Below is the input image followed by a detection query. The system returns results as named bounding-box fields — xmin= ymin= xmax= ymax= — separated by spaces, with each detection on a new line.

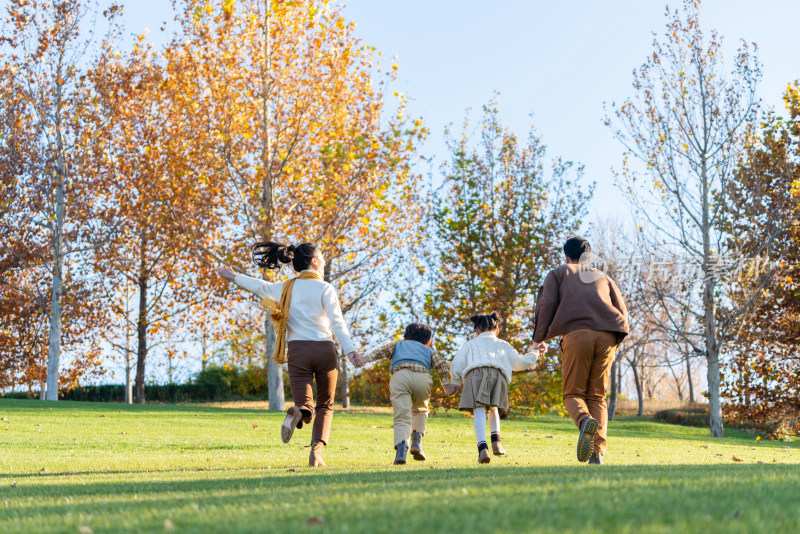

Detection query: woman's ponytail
xmin=252 ymin=241 xmax=319 ymax=272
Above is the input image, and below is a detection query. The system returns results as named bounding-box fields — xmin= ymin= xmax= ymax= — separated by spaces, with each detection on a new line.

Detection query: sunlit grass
xmin=1 ymin=399 xmax=798 ymax=533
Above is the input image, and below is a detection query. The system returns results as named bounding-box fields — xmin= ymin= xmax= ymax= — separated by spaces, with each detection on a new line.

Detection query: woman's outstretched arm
xmin=216 ymin=267 xmax=281 ymax=301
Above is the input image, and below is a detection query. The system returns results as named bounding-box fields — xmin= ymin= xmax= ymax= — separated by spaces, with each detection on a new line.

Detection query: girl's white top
xmin=233 ymin=271 xmax=356 ymax=355
xmin=449 ymin=332 xmax=538 ymax=385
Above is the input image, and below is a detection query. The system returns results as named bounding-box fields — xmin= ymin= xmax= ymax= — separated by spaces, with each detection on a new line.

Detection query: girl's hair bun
xmin=470 ymin=312 xmax=500 ymax=333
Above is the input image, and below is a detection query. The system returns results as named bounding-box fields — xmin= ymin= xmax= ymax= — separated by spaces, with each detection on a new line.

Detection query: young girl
xmin=447 ymin=312 xmax=544 ymax=464
xmin=217 ymin=241 xmax=359 ymax=467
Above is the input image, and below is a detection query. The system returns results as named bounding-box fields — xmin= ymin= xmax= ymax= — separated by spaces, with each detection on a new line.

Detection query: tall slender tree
xmin=0 ymin=0 xmax=120 ymax=399
xmin=606 ymin=0 xmax=767 ymax=436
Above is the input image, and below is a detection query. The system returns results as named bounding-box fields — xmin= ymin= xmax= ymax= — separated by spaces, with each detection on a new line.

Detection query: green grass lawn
xmin=1 ymin=399 xmax=799 ymax=533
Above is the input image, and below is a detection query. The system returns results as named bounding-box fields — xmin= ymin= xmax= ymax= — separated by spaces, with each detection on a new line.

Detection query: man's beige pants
xmin=561 ymin=329 xmax=617 ymax=455
xmin=389 ymin=369 xmax=432 ymax=447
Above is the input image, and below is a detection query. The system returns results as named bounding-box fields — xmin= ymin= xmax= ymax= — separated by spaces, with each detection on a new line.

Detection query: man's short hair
xmin=564 ymin=236 xmax=591 ymax=261
xmin=404 ymin=322 xmax=433 ymax=345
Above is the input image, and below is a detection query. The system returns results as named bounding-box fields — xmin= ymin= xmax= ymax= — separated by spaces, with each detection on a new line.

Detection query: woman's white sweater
xmin=449 ymin=332 xmax=538 ymax=385
xmin=233 ymin=271 xmax=356 ymax=355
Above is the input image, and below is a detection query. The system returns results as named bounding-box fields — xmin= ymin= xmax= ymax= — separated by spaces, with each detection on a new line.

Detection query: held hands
xmin=347 ymin=351 xmax=367 ymax=367
xmin=528 ymin=342 xmax=547 ymax=358
xmin=216 ymin=266 xmax=237 ymax=280
xmin=442 ymin=383 xmax=459 ymax=396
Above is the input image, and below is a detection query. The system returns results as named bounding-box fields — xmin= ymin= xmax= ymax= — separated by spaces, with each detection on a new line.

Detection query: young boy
xmin=354 ymin=323 xmax=456 ymax=465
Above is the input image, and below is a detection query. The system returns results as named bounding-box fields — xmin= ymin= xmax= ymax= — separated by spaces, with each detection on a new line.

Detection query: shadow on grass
xmin=2 ymin=464 xmax=799 ymax=533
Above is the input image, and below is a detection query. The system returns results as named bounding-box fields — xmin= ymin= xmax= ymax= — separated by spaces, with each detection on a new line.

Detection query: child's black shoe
xmin=394 ymin=441 xmax=408 ymax=465
xmin=410 ymin=431 xmax=426 ymax=461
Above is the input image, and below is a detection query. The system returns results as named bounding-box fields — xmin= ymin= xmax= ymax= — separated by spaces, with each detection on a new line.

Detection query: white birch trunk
xmin=265 ymin=319 xmax=284 ymax=410
xmin=45 ymin=91 xmax=67 ymax=402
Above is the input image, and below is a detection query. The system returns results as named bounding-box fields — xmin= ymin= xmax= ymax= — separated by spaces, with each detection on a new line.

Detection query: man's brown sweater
xmin=533 ymin=263 xmax=629 ymax=344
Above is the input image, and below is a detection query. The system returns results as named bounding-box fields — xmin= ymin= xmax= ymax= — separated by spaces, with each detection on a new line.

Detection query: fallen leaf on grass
xmin=544 ymin=436 xmax=554 ymax=439
xmin=164 ymin=519 xmax=174 ymax=530
xmin=305 ymin=517 xmax=325 ymax=525
xmin=732 ymin=456 xmax=743 ymax=462
xmin=252 ymin=424 xmax=259 ymax=430
xmin=700 ymin=445 xmax=709 ymax=449
xmin=39 ymin=467 xmax=47 ymax=473
xmin=287 ymin=468 xmax=295 ymax=472
xmin=78 ymin=527 xmax=93 ymax=534
xmin=10 ymin=482 xmax=17 ymax=488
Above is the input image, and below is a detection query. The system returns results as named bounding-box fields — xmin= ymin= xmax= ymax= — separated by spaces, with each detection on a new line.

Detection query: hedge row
xmin=2 ymin=364 xmax=291 ymax=403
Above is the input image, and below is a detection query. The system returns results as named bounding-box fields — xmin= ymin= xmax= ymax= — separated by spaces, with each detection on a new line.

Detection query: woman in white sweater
xmin=217 ymin=242 xmax=359 ymax=467
xmin=447 ymin=312 xmax=544 ymax=464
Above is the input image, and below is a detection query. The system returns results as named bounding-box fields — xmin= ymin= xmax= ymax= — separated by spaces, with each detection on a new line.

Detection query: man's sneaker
xmin=588 ymin=452 xmax=604 ymax=465
xmin=577 ymin=417 xmax=598 ymax=462
xmin=394 ymin=441 xmax=408 ymax=465
xmin=410 ymin=431 xmax=426 ymax=461
xmin=281 ymin=406 xmax=303 ymax=443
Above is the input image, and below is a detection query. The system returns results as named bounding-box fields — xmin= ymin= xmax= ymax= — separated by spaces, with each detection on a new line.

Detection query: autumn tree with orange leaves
xmin=83 ymin=34 xmax=230 ymax=403
xmin=169 ymin=0 xmax=426 ymax=409
xmin=722 ymin=83 xmax=800 ymax=434
xmin=0 ymin=0 xmax=120 ymax=398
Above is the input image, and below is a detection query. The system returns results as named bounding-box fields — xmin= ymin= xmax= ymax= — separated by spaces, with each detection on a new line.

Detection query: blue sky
xmin=119 ymin=0 xmax=800 ymax=225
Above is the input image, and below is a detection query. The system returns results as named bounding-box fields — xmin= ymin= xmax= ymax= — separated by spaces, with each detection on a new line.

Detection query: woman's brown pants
xmin=287 ymin=340 xmax=338 ymax=446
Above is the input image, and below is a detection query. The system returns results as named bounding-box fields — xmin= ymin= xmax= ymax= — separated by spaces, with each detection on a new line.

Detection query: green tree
xmin=427 ymin=99 xmax=592 ymax=355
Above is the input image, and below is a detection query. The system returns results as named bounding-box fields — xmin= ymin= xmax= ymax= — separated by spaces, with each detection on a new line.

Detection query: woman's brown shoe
xmin=281 ymin=406 xmax=303 ymax=444
xmin=309 ymin=442 xmax=326 ymax=467
xmin=478 ymin=448 xmax=491 ymax=464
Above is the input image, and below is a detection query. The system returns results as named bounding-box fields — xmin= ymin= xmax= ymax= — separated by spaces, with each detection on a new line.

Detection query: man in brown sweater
xmin=533 ymin=237 xmax=629 ymax=464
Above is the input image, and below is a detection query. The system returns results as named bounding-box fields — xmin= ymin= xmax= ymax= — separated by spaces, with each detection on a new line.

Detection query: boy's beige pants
xmin=389 ymin=369 xmax=432 ymax=447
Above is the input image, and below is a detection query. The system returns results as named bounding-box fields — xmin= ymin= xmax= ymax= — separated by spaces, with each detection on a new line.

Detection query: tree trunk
xmin=706 ymin=349 xmax=724 ymax=437
xmin=134 ymin=276 xmax=148 ymax=404
xmin=686 ymin=352 xmax=695 ymax=403
xmin=631 ymin=359 xmax=644 ymax=417
xmin=259 ymin=2 xmax=284 ymax=412
xmin=45 ymin=156 xmax=66 ymax=401
xmin=340 ymin=352 xmax=350 ymax=409
xmin=265 ymin=319 xmax=284 ymax=410
xmin=608 ymin=357 xmax=618 ymax=421
xmin=700 ymin=149 xmax=724 ymax=437
xmin=124 ymin=285 xmax=133 ymax=404
xmin=124 ymin=352 xmax=133 ymax=404
xmin=201 ymin=334 xmax=208 ymax=371
xmin=44 ymin=40 xmax=70 ymax=402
